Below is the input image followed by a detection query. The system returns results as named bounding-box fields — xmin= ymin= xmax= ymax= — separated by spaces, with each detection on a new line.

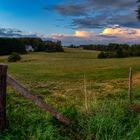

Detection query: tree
xmin=98 ymin=52 xmax=107 ymax=59
xmin=116 ymin=48 xmax=124 ymax=58
xmin=43 ymin=40 xmax=64 ymax=52
xmin=137 ymin=0 xmax=140 ymax=20
xmin=55 ymin=40 xmax=64 ymax=52
xmin=8 ymin=52 xmax=21 ymax=62
xmin=0 ymin=38 xmax=27 ymax=55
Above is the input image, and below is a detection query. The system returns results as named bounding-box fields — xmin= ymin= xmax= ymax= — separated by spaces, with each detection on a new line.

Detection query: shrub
xmin=98 ymin=52 xmax=107 ymax=59
xmin=116 ymin=48 xmax=125 ymax=58
xmin=8 ymin=52 xmax=21 ymax=62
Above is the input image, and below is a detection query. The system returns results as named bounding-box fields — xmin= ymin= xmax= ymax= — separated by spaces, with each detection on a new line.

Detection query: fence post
xmin=128 ymin=67 xmax=133 ymax=104
xmin=0 ymin=64 xmax=8 ymax=131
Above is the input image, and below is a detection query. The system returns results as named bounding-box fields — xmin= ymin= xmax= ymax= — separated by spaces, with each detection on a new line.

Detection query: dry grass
xmin=0 ymin=48 xmax=140 ymax=139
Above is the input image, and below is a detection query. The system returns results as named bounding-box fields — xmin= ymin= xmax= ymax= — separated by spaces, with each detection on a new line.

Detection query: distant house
xmin=25 ymin=45 xmax=34 ymax=52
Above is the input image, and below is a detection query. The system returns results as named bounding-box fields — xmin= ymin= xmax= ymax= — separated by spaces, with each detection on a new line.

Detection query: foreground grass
xmin=0 ymin=48 xmax=140 ymax=139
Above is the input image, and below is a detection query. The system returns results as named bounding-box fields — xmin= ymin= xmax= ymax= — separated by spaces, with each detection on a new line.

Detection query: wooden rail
xmin=128 ymin=67 xmax=133 ymax=104
xmin=0 ymin=65 xmax=7 ymax=131
xmin=0 ymin=64 xmax=70 ymax=131
xmin=7 ymin=75 xmax=70 ymax=125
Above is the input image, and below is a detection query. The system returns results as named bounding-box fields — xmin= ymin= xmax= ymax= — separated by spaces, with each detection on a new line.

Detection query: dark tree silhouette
xmin=0 ymin=38 xmax=64 ymax=55
xmin=137 ymin=0 xmax=140 ymax=20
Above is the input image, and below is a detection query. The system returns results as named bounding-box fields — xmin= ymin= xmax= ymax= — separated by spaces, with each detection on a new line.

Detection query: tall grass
xmin=0 ymin=48 xmax=140 ymax=139
xmin=83 ymin=74 xmax=89 ymax=113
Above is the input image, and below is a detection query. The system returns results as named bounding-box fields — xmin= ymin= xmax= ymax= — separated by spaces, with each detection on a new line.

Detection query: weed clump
xmin=8 ymin=52 xmax=21 ymax=62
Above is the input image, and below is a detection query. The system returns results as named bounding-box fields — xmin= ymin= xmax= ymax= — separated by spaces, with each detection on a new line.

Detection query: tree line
xmin=0 ymin=38 xmax=64 ymax=55
xmin=79 ymin=43 xmax=140 ymax=58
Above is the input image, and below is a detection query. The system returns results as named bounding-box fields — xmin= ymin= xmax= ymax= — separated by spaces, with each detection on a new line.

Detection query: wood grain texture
xmin=0 ymin=65 xmax=7 ymax=131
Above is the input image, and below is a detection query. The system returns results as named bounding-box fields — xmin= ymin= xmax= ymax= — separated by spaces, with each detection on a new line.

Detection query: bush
xmin=8 ymin=53 xmax=21 ymax=62
xmin=98 ymin=52 xmax=107 ymax=59
xmin=116 ymin=48 xmax=125 ymax=58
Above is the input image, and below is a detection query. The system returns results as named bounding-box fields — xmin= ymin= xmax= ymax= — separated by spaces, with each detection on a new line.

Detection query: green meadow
xmin=0 ymin=48 xmax=140 ymax=140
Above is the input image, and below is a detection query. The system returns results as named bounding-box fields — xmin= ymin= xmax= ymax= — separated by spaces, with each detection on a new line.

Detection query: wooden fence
xmin=0 ymin=65 xmax=7 ymax=131
xmin=0 ymin=65 xmax=70 ymax=131
xmin=0 ymin=64 xmax=139 ymax=131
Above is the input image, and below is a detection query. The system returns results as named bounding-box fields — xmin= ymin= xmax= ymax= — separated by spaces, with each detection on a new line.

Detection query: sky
xmin=0 ymin=0 xmax=140 ymax=45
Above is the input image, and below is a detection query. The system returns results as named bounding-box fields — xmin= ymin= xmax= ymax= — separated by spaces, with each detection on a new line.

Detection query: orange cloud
xmin=102 ymin=27 xmax=140 ymax=37
xmin=74 ymin=31 xmax=96 ymax=38
xmin=49 ymin=26 xmax=140 ymax=45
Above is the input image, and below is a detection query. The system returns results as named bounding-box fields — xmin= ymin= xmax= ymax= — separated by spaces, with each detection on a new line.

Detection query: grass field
xmin=0 ymin=48 xmax=140 ymax=140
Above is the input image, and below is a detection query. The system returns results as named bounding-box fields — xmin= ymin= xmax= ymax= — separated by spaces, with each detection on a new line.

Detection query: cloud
xmin=72 ymin=15 xmax=108 ymax=29
xmin=0 ymin=27 xmax=49 ymax=39
xmin=50 ymin=26 xmax=140 ymax=45
xmin=49 ymin=33 xmax=91 ymax=45
xmin=1 ymin=26 xmax=140 ymax=45
xmin=53 ymin=4 xmax=87 ymax=16
xmin=102 ymin=26 xmax=140 ymax=37
xmin=100 ymin=26 xmax=140 ymax=44
xmin=51 ymin=0 xmax=139 ymax=29
xmin=74 ymin=31 xmax=96 ymax=38
xmin=86 ymin=0 xmax=136 ymax=8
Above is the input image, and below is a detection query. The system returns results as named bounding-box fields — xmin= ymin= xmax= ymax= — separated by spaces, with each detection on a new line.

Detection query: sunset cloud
xmin=74 ymin=31 xmax=96 ymax=38
xmin=50 ymin=26 xmax=140 ymax=45
xmin=102 ymin=26 xmax=140 ymax=37
xmin=1 ymin=26 xmax=140 ymax=45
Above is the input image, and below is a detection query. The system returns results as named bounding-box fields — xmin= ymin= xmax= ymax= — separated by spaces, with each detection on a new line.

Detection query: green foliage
xmin=129 ymin=44 xmax=140 ymax=56
xmin=0 ymin=38 xmax=64 ymax=55
xmin=1 ymin=92 xmax=139 ymax=140
xmin=82 ymin=43 xmax=140 ymax=58
xmin=44 ymin=40 xmax=64 ymax=52
xmin=62 ymin=106 xmax=78 ymax=120
xmin=97 ymin=51 xmax=107 ymax=59
xmin=78 ymin=102 xmax=140 ymax=140
xmin=19 ymin=38 xmax=43 ymax=51
xmin=82 ymin=43 xmax=129 ymax=52
xmin=137 ymin=0 xmax=140 ymax=20
xmin=98 ymin=48 xmax=127 ymax=59
xmin=116 ymin=48 xmax=124 ymax=58
xmin=8 ymin=52 xmax=21 ymax=62
xmin=0 ymin=49 xmax=140 ymax=139
xmin=0 ymin=38 xmax=27 ymax=55
xmin=96 ymin=44 xmax=140 ymax=59
xmin=69 ymin=44 xmax=77 ymax=48
xmin=18 ymin=38 xmax=64 ymax=52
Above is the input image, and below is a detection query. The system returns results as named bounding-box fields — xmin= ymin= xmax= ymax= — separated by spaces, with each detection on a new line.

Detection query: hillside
xmin=0 ymin=48 xmax=140 ymax=140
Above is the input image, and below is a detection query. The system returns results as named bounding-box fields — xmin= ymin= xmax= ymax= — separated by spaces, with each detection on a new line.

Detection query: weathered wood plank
xmin=0 ymin=65 xmax=7 ymax=131
xmin=128 ymin=67 xmax=133 ymax=104
xmin=7 ymin=75 xmax=70 ymax=125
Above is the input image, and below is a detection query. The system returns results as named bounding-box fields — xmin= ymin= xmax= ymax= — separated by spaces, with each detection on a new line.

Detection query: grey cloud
xmin=51 ymin=0 xmax=139 ymax=29
xmin=72 ymin=15 xmax=108 ymax=29
xmin=53 ymin=0 xmax=137 ymax=16
xmin=0 ymin=28 xmax=44 ymax=38
xmin=87 ymin=0 xmax=136 ymax=8
xmin=97 ymin=34 xmax=119 ymax=39
xmin=71 ymin=10 xmax=140 ymax=29
xmin=54 ymin=4 xmax=88 ymax=16
xmin=0 ymin=28 xmax=22 ymax=37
